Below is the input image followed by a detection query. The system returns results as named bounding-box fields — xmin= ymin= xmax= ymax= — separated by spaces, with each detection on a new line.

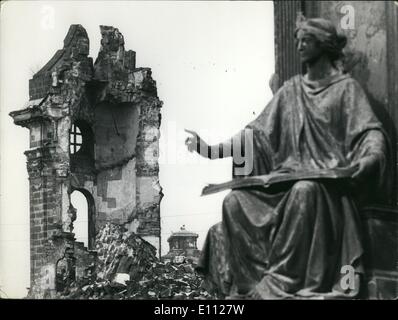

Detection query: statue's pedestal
xmin=362 ymin=206 xmax=398 ymax=299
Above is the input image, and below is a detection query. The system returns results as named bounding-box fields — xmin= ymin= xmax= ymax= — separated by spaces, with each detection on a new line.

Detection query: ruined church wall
xmin=95 ymin=160 xmax=137 ymax=226
xmin=94 ymin=102 xmax=140 ymax=166
xmin=10 ymin=24 xmax=163 ymax=295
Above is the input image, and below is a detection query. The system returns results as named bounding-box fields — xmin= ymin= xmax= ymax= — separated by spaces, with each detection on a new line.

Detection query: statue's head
xmin=294 ymin=15 xmax=347 ymax=65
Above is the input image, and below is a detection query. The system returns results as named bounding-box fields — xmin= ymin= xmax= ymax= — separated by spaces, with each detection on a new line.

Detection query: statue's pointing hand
xmin=184 ymin=129 xmax=200 ymax=153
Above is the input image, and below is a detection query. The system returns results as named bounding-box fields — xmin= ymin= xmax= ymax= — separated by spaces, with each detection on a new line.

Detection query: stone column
xmin=273 ymin=0 xmax=304 ymax=88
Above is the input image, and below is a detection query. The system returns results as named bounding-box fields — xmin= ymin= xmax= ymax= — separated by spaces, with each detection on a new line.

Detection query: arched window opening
xmin=71 ymin=190 xmax=89 ymax=248
xmin=69 ymin=120 xmax=94 ymax=157
xmin=69 ymin=124 xmax=82 ymax=154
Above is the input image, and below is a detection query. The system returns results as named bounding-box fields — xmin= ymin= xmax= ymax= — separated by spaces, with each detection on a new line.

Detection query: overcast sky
xmin=0 ymin=0 xmax=274 ymax=298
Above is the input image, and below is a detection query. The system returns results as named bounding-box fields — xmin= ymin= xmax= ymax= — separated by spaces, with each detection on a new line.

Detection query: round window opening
xmin=69 ymin=124 xmax=83 ymax=154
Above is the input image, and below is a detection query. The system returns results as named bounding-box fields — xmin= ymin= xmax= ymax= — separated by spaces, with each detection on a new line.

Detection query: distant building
xmin=162 ymin=225 xmax=201 ymax=264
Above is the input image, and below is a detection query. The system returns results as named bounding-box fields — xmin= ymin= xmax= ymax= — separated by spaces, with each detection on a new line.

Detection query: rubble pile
xmin=95 ymin=223 xmax=158 ymax=282
xmin=56 ymin=223 xmax=217 ymax=299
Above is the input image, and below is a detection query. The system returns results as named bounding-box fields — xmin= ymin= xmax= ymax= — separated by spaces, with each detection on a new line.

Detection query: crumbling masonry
xmin=9 ymin=25 xmax=162 ymax=298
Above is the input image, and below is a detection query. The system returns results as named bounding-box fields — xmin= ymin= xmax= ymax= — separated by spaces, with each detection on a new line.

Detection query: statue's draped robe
xmin=196 ymin=73 xmax=390 ymax=299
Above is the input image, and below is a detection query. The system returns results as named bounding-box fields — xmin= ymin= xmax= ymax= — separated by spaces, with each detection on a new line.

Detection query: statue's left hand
xmin=352 ymin=155 xmax=379 ymax=182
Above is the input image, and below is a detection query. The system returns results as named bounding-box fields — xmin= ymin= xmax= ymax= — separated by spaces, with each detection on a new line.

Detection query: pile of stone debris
xmin=56 ymin=223 xmax=217 ymax=300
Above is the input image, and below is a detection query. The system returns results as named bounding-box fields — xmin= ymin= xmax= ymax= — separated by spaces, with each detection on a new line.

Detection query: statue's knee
xmin=222 ymin=191 xmax=245 ymax=220
xmin=289 ymin=181 xmax=319 ymax=219
xmin=209 ymin=222 xmax=222 ymax=234
xmin=223 ymin=191 xmax=240 ymax=210
xmin=291 ymin=180 xmax=319 ymax=194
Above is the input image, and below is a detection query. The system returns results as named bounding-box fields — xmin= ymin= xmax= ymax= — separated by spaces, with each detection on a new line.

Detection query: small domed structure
xmin=162 ymin=225 xmax=201 ymax=264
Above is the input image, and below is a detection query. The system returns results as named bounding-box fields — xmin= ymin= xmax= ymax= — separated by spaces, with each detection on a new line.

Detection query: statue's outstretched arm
xmin=185 ymin=129 xmax=245 ymax=160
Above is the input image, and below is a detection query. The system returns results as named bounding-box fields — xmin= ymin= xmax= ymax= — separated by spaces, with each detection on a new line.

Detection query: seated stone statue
xmin=184 ymin=17 xmax=392 ymax=299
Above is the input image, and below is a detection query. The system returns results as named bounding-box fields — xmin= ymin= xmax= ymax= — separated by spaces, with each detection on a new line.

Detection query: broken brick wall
xmin=93 ymin=102 xmax=139 ymax=227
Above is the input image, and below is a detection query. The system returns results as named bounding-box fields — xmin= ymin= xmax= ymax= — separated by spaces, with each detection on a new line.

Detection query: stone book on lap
xmin=201 ymin=166 xmax=358 ymax=196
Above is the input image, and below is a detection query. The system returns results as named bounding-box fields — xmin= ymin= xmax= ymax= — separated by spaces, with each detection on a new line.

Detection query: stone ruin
xmin=9 ymin=25 xmax=162 ymax=298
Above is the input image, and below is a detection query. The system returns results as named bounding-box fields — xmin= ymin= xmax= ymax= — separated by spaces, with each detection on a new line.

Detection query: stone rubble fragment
xmin=55 ymin=223 xmax=218 ymax=300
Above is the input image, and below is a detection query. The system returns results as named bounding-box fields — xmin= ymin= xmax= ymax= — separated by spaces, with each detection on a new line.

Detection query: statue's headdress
xmin=294 ymin=13 xmax=347 ymax=62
